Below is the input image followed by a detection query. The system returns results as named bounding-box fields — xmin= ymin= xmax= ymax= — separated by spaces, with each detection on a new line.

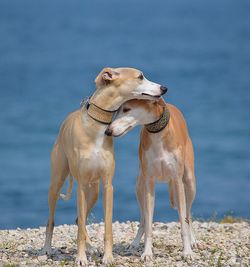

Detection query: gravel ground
xmin=0 ymin=221 xmax=249 ymax=267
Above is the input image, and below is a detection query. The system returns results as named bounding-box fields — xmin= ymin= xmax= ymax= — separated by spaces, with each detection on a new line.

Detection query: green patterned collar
xmin=145 ymin=106 xmax=170 ymax=133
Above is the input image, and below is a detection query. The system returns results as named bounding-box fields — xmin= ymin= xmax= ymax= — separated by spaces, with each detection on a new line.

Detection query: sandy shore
xmin=0 ymin=221 xmax=249 ymax=266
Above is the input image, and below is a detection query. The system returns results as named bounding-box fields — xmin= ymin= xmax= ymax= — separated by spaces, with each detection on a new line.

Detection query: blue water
xmin=0 ymin=0 xmax=250 ymax=229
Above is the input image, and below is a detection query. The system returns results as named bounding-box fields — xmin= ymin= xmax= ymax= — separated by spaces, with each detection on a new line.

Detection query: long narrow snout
xmin=105 ymin=123 xmax=135 ymax=137
xmin=141 ymin=85 xmax=168 ymax=99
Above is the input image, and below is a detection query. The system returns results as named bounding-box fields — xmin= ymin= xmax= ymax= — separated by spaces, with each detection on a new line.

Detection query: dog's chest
xmin=71 ymin=132 xmax=112 ymax=177
xmin=144 ymin=142 xmax=179 ymax=182
xmin=86 ymin=134 xmax=108 ymax=169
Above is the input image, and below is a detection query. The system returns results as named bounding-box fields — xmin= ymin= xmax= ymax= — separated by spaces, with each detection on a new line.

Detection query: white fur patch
xmin=136 ymin=78 xmax=161 ymax=97
xmin=144 ymin=142 xmax=179 ymax=182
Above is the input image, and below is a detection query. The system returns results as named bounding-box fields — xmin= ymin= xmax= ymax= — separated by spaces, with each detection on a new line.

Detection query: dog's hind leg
xmin=183 ymin=138 xmax=197 ymax=248
xmin=130 ymin=172 xmax=145 ymax=249
xmin=85 ymin=181 xmax=100 ymax=252
xmin=75 ymin=181 xmax=100 ymax=250
xmin=183 ymin=167 xmax=197 ymax=248
xmin=43 ymin=143 xmax=69 ymax=255
xmin=60 ymin=175 xmax=73 ymax=200
xmin=85 ymin=181 xmax=100 ymax=220
xmin=168 ymin=179 xmax=176 ymax=209
xmin=174 ymin=177 xmax=193 ymax=257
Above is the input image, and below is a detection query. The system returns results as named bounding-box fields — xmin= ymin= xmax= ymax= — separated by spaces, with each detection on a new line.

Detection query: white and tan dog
xmin=106 ymin=98 xmax=197 ymax=261
xmin=42 ymin=68 xmax=167 ymax=266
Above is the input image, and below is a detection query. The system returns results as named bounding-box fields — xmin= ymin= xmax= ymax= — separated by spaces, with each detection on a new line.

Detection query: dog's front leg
xmin=102 ymin=170 xmax=114 ymax=265
xmin=141 ymin=179 xmax=155 ymax=262
xmin=76 ymin=184 xmax=88 ymax=266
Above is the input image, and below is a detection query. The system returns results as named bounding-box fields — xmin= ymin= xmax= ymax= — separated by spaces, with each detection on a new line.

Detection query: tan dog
xmin=42 ymin=68 xmax=167 ymax=266
xmin=106 ymin=98 xmax=197 ymax=261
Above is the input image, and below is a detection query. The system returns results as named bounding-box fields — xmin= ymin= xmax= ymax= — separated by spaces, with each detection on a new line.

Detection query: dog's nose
xmin=160 ymin=86 xmax=168 ymax=95
xmin=105 ymin=128 xmax=113 ymax=136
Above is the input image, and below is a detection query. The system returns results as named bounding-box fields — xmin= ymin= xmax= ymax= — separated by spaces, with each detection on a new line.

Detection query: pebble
xmin=38 ymin=255 xmax=48 ymax=261
xmin=0 ymin=221 xmax=249 ymax=266
xmin=32 ymin=258 xmax=39 ymax=264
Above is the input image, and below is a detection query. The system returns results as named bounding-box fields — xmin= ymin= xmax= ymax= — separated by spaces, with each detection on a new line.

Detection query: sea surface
xmin=0 ymin=0 xmax=250 ymax=229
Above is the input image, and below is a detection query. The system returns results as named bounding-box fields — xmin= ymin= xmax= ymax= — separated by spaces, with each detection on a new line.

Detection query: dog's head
xmin=105 ymin=99 xmax=165 ymax=137
xmin=94 ymin=67 xmax=167 ymax=105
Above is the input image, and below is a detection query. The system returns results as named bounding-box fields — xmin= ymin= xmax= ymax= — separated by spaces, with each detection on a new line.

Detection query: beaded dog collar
xmin=145 ymin=106 xmax=170 ymax=133
xmin=81 ymin=98 xmax=118 ymax=125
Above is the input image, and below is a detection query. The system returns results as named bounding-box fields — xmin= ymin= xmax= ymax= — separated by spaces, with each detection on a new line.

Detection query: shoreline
xmin=0 ymin=221 xmax=249 ymax=266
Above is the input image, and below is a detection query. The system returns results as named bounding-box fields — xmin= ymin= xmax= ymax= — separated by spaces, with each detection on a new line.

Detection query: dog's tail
xmin=60 ymin=175 xmax=74 ymax=201
xmin=168 ymin=180 xmax=176 ymax=209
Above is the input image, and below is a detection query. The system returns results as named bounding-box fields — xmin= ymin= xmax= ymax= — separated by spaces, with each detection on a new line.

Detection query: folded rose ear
xmin=102 ymin=68 xmax=119 ymax=81
xmin=102 ymin=71 xmax=113 ymax=81
xmin=95 ymin=68 xmax=120 ymax=87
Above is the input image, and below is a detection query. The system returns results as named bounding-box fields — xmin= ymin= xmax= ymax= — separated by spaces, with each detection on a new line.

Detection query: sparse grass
xmin=193 ymin=212 xmax=247 ymax=224
xmin=0 ymin=241 xmax=17 ymax=250
xmin=60 ymin=260 xmax=69 ymax=266
xmin=153 ymin=239 xmax=166 ymax=250
xmin=219 ymin=215 xmax=245 ymax=224
xmin=216 ymin=251 xmax=223 ymax=267
xmin=91 ymin=254 xmax=102 ymax=264
xmin=3 ymin=264 xmax=18 ymax=267
xmin=208 ymin=247 xmax=223 ymax=267
xmin=210 ymin=246 xmax=220 ymax=254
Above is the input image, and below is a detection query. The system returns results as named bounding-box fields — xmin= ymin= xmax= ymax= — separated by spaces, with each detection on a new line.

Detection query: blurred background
xmin=0 ymin=0 xmax=249 ymax=229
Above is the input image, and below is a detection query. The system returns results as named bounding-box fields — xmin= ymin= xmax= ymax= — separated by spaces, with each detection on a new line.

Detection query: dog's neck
xmin=85 ymin=101 xmax=117 ymax=125
xmin=90 ymin=87 xmax=124 ymax=111
xmin=82 ymin=87 xmax=126 ymax=126
xmin=145 ymin=102 xmax=170 ymax=133
xmin=80 ymin=87 xmax=125 ymax=130
xmin=81 ymin=107 xmax=109 ymax=136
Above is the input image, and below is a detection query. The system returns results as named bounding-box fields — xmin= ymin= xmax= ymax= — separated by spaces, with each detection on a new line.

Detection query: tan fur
xmin=107 ymin=98 xmax=197 ymax=261
xmin=42 ymin=67 xmax=166 ymax=266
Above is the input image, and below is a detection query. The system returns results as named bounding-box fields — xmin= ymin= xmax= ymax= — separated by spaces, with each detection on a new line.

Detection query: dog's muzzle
xmin=105 ymin=128 xmax=113 ymax=136
xmin=160 ymin=86 xmax=168 ymax=95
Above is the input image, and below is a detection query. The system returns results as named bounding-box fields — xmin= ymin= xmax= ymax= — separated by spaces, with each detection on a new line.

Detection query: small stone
xmin=0 ymin=221 xmax=249 ymax=266
xmin=175 ymin=255 xmax=182 ymax=261
xmin=17 ymin=245 xmax=25 ymax=250
xmin=38 ymin=255 xmax=48 ymax=261
xmin=33 ymin=258 xmax=39 ymax=264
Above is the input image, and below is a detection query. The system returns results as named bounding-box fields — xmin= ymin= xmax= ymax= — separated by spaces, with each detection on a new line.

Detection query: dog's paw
xmin=76 ymin=256 xmax=88 ymax=267
xmin=60 ymin=193 xmax=71 ymax=201
xmin=191 ymin=241 xmax=198 ymax=249
xmin=183 ymin=250 xmax=194 ymax=260
xmin=102 ymin=253 xmax=114 ymax=265
xmin=141 ymin=252 xmax=153 ymax=262
xmin=193 ymin=241 xmax=204 ymax=250
xmin=190 ymin=235 xmax=198 ymax=249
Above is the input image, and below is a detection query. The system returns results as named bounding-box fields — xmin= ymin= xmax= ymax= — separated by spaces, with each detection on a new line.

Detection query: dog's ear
xmin=102 ymin=69 xmax=118 ymax=81
xmin=95 ymin=68 xmax=119 ymax=88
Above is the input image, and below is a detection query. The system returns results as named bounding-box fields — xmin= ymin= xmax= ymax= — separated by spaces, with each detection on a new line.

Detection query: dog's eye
xmin=123 ymin=107 xmax=131 ymax=113
xmin=138 ymin=73 xmax=144 ymax=80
